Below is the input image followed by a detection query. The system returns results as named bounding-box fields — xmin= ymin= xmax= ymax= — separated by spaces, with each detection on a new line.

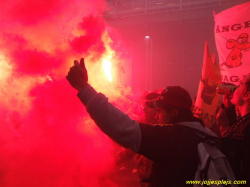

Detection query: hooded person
xmin=66 ymin=58 xmax=218 ymax=187
xmin=115 ymin=91 xmax=160 ymax=187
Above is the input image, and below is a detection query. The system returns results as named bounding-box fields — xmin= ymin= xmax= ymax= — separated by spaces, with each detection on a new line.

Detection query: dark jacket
xmin=138 ymin=123 xmax=202 ymax=186
xmin=220 ymin=112 xmax=250 ymax=182
xmin=78 ymin=84 xmax=218 ymax=186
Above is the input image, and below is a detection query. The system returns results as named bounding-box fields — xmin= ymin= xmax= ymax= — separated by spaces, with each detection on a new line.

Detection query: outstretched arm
xmin=66 ymin=58 xmax=141 ymax=152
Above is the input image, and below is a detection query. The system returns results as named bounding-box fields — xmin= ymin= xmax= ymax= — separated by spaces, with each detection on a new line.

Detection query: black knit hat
xmin=145 ymin=86 xmax=192 ymax=109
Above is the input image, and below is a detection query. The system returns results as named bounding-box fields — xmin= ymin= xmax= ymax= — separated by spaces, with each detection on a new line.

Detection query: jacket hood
xmin=177 ymin=121 xmax=219 ymax=144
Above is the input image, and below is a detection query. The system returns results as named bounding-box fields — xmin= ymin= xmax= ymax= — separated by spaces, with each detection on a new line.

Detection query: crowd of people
xmin=66 ymin=58 xmax=250 ymax=186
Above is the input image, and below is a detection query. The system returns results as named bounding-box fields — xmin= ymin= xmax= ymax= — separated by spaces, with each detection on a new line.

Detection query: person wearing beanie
xmin=66 ymin=58 xmax=218 ymax=187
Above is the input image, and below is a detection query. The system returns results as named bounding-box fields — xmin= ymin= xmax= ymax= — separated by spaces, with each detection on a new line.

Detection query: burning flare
xmin=102 ymin=59 xmax=112 ymax=82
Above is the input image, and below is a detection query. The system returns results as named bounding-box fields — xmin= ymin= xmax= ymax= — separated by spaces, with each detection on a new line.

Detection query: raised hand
xmin=66 ymin=58 xmax=88 ymax=91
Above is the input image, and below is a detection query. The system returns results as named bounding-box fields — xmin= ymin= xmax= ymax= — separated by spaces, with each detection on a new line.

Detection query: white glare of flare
xmin=102 ymin=59 xmax=112 ymax=82
xmin=0 ymin=54 xmax=12 ymax=81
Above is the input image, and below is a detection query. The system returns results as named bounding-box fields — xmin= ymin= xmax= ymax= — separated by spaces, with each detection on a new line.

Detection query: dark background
xmin=104 ymin=0 xmax=248 ymax=97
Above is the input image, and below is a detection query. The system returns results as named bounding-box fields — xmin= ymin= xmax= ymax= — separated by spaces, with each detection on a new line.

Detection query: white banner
xmin=214 ymin=2 xmax=250 ymax=85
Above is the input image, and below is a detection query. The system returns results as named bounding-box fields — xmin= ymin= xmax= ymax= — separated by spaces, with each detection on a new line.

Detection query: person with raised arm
xmin=66 ymin=58 xmax=218 ymax=186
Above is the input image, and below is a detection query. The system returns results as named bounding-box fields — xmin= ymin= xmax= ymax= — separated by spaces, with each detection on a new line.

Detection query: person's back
xmin=138 ymin=122 xmax=202 ymax=186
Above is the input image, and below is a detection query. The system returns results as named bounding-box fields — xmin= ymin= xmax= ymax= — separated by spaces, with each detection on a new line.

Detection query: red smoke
xmin=0 ymin=0 xmax=142 ymax=186
xmin=70 ymin=15 xmax=107 ymax=58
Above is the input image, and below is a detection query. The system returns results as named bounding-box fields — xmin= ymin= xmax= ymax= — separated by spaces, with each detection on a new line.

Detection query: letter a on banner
xmin=193 ymin=41 xmax=221 ymax=129
xmin=214 ymin=2 xmax=250 ymax=84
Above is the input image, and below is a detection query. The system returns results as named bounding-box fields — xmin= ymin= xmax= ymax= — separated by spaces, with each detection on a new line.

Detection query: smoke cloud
xmin=0 ymin=0 xmax=142 ymax=186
